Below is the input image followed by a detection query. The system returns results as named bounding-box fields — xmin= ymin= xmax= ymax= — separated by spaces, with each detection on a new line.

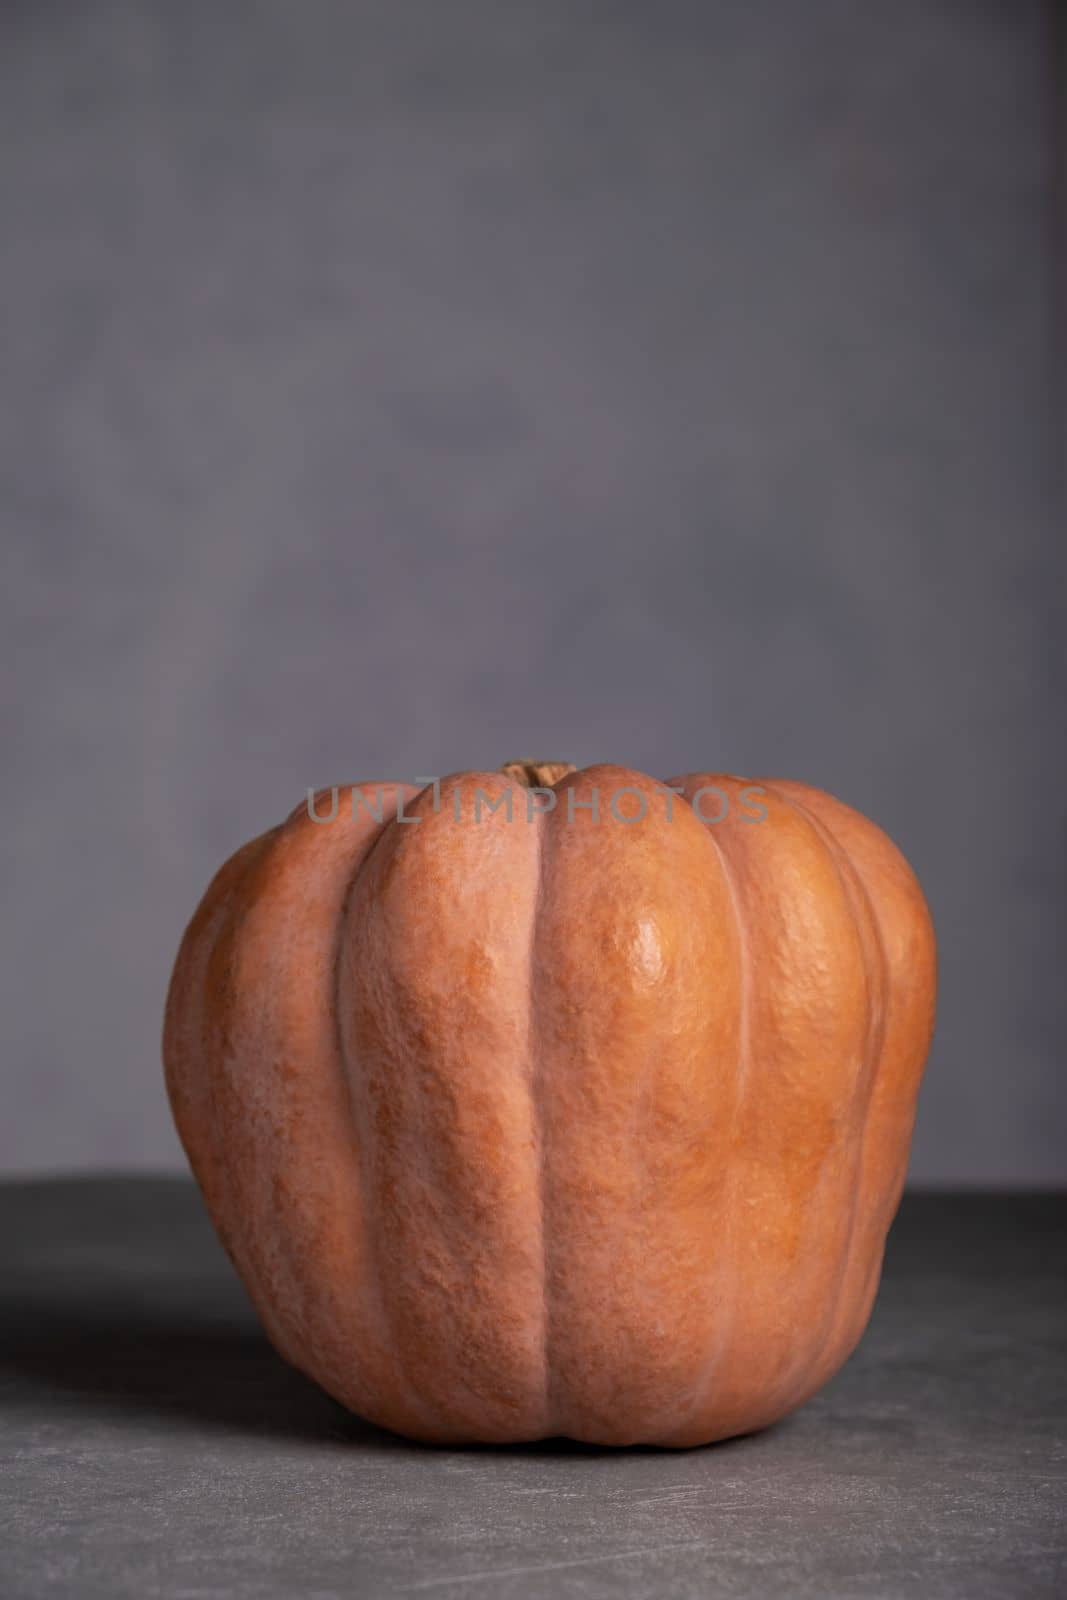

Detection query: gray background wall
xmin=2 ymin=0 xmax=1061 ymax=1182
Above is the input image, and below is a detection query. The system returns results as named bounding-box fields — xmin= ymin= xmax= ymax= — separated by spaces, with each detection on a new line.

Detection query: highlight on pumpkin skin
xmin=302 ymin=763 xmax=771 ymax=827
xmin=164 ymin=759 xmax=936 ymax=1448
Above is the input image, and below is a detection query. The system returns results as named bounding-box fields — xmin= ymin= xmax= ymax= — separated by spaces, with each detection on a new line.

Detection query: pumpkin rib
xmin=340 ymin=773 xmax=550 ymax=1441
xmin=163 ymin=828 xmax=278 ymax=1266
xmin=204 ymin=832 xmax=288 ymax=1305
xmin=662 ymin=776 xmax=873 ymax=1442
xmin=759 ymin=779 xmax=891 ymax=1406
xmin=339 ymin=781 xmax=469 ymax=1440
xmin=764 ymin=781 xmax=936 ymax=1396
xmin=681 ymin=799 xmax=752 ymax=1440
xmin=305 ymin=782 xmax=464 ymax=1442
xmin=221 ymin=814 xmax=358 ymax=1376
xmin=227 ymin=827 xmax=324 ymax=1369
xmin=200 ymin=829 xmax=298 ymax=1360
xmin=329 ymin=786 xmax=448 ymax=1437
xmin=199 ymin=790 xmax=450 ymax=1441
xmin=524 ymin=785 xmax=554 ymax=1438
xmin=535 ymin=765 xmax=743 ymax=1444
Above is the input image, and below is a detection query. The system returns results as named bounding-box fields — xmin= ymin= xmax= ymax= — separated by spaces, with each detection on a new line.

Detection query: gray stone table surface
xmin=1 ymin=1181 xmax=1064 ymax=1599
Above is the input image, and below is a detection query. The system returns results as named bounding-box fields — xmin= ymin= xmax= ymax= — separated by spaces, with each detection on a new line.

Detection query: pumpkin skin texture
xmin=163 ymin=764 xmax=936 ymax=1447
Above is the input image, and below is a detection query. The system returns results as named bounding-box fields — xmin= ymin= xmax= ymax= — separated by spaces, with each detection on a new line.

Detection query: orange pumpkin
xmin=163 ymin=761 xmax=935 ymax=1446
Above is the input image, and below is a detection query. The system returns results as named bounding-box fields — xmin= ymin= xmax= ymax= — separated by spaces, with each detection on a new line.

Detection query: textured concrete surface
xmin=1 ymin=1181 xmax=1064 ymax=1598
xmin=1 ymin=0 xmax=1060 ymax=1183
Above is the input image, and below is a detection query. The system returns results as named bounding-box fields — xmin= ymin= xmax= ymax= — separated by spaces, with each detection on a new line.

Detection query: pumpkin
xmin=163 ymin=761 xmax=935 ymax=1447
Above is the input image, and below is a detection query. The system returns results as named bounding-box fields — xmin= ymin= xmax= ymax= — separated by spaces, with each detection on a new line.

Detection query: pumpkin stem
xmin=499 ymin=759 xmax=577 ymax=788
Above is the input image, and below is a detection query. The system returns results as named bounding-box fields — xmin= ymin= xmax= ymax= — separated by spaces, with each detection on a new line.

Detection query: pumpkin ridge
xmin=761 ymin=780 xmax=891 ymax=1390
xmin=524 ymin=795 xmax=553 ymax=1435
xmin=203 ymin=833 xmax=285 ymax=1340
xmin=535 ymin=766 xmax=743 ymax=1443
xmin=331 ymin=788 xmax=430 ymax=1428
xmin=238 ymin=789 xmax=445 ymax=1439
xmin=164 ymin=829 xmax=276 ymax=1264
xmin=339 ymin=774 xmax=550 ymax=1439
xmin=343 ymin=781 xmax=470 ymax=1438
xmin=765 ymin=781 xmax=935 ymax=1406
xmin=661 ymin=775 xmax=877 ymax=1439
xmin=685 ymin=803 xmax=751 ymax=1422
